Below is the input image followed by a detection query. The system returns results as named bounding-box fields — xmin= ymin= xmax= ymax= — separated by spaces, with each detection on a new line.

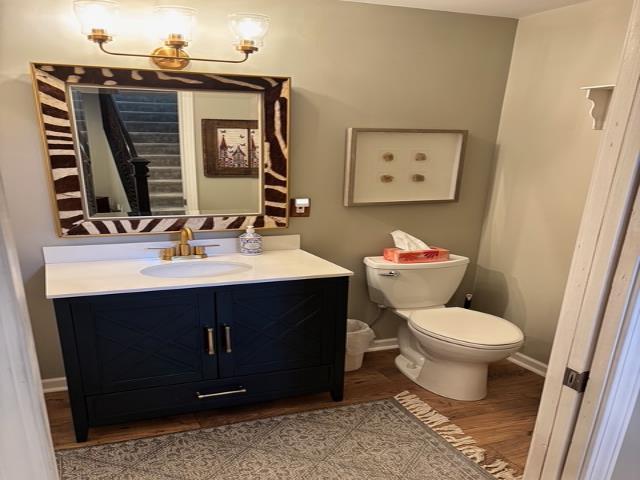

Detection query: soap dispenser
xmin=239 ymin=225 xmax=263 ymax=255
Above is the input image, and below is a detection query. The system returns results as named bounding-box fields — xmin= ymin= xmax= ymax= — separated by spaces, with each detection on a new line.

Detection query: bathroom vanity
xmin=46 ymin=239 xmax=352 ymax=442
xmin=34 ymin=63 xmax=355 ymax=442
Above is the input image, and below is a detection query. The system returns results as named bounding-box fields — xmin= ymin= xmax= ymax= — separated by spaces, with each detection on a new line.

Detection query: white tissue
xmin=390 ymin=230 xmax=430 ymax=251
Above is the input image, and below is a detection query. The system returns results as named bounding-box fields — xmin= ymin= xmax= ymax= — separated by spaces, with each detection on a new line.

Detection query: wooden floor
xmin=45 ymin=350 xmax=544 ymax=475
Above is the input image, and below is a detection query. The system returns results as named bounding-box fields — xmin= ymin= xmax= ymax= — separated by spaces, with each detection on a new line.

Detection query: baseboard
xmin=367 ymin=338 xmax=399 ymax=352
xmin=42 ymin=377 xmax=67 ymax=393
xmin=508 ymin=352 xmax=548 ymax=377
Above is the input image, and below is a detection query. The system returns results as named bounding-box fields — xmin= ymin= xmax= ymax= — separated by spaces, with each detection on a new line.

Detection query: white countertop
xmin=45 ymin=249 xmax=353 ymax=299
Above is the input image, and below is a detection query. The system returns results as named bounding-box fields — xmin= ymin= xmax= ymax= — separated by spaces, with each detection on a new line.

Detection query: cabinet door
xmin=72 ymin=289 xmax=218 ymax=394
xmin=216 ymin=279 xmax=337 ymax=378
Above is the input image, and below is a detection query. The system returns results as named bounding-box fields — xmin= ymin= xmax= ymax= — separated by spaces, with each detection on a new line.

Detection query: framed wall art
xmin=202 ymin=119 xmax=261 ymax=177
xmin=31 ymin=62 xmax=290 ymax=236
xmin=343 ymin=128 xmax=467 ymax=206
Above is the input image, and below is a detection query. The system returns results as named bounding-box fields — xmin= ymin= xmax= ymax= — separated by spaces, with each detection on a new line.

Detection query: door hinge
xmin=563 ymin=368 xmax=590 ymax=393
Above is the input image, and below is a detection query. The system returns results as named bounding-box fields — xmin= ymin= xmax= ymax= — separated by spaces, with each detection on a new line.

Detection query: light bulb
xmin=228 ymin=13 xmax=270 ymax=51
xmin=73 ymin=0 xmax=119 ymax=38
xmin=154 ymin=5 xmax=196 ymax=44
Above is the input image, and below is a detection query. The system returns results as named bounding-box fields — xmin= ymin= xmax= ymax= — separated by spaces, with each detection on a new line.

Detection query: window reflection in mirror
xmin=69 ymin=85 xmax=263 ymax=219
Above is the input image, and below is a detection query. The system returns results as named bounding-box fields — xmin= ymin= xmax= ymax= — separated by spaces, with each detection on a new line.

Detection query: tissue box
xmin=383 ymin=247 xmax=450 ymax=264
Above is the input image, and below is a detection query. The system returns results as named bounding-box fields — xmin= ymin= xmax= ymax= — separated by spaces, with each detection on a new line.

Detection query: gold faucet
xmin=178 ymin=226 xmax=194 ymax=256
xmin=154 ymin=227 xmax=220 ymax=261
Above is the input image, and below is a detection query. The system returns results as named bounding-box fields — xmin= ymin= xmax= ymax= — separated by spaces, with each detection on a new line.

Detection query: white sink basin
xmin=141 ymin=260 xmax=251 ymax=279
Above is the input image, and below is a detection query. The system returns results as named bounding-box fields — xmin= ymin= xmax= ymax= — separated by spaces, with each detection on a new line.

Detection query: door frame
xmin=569 ymin=182 xmax=640 ymax=479
xmin=0 ymin=171 xmax=58 ymax=479
xmin=177 ymin=91 xmax=200 ymax=213
xmin=524 ymin=0 xmax=640 ymax=478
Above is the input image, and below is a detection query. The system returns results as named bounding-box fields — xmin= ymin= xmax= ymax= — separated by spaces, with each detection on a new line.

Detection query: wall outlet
xmin=290 ymin=198 xmax=311 ymax=217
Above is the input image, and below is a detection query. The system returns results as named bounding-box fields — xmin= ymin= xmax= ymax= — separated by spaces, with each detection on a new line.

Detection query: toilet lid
xmin=407 ymin=308 xmax=524 ymax=348
xmin=364 ymin=254 xmax=469 ymax=270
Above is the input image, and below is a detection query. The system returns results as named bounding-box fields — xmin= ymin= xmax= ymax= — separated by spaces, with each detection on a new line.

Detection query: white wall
xmin=473 ymin=0 xmax=633 ymax=363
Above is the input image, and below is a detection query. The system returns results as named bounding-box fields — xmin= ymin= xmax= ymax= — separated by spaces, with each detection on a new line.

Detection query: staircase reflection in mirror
xmin=69 ymin=85 xmax=263 ymax=219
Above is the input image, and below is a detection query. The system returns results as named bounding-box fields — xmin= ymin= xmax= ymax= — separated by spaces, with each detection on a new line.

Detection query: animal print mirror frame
xmin=31 ymin=63 xmax=290 ymax=237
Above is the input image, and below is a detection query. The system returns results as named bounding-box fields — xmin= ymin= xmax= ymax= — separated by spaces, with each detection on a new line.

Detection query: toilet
xmin=364 ymin=254 xmax=524 ymax=401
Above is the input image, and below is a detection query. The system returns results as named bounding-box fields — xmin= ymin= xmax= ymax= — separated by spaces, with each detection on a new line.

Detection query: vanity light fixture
xmin=73 ymin=0 xmax=270 ymax=70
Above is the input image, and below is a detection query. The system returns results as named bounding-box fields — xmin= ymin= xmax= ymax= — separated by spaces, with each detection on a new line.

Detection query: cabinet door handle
xmin=204 ymin=327 xmax=215 ymax=355
xmin=196 ymin=387 xmax=247 ymax=399
xmin=224 ymin=325 xmax=232 ymax=353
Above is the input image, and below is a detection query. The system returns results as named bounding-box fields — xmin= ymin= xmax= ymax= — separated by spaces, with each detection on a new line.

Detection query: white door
xmin=567 ymin=164 xmax=640 ymax=479
xmin=0 ymin=172 xmax=58 ymax=479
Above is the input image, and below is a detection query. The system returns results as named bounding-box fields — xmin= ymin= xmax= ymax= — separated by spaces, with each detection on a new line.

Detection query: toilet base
xmin=395 ymin=353 xmax=488 ymax=401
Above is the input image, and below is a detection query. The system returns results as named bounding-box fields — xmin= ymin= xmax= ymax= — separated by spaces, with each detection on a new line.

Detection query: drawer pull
xmin=196 ymin=387 xmax=247 ymax=399
xmin=205 ymin=327 xmax=215 ymax=356
xmin=224 ymin=325 xmax=232 ymax=353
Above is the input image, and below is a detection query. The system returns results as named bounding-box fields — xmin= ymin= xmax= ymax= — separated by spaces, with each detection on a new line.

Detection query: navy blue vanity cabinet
xmin=216 ymin=280 xmax=336 ymax=377
xmin=53 ymin=277 xmax=348 ymax=442
xmin=71 ymin=288 xmax=218 ymax=394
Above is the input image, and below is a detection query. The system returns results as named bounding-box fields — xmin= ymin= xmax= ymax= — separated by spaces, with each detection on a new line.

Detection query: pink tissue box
xmin=383 ymin=247 xmax=450 ymax=264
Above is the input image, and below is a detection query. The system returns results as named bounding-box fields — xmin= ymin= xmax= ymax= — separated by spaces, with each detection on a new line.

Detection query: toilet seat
xmin=402 ymin=307 xmax=524 ymax=350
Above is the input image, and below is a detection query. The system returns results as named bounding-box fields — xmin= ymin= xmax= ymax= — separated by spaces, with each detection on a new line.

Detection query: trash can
xmin=345 ymin=319 xmax=375 ymax=372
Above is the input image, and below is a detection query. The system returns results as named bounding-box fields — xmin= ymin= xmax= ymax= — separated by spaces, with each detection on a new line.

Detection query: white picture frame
xmin=343 ymin=128 xmax=467 ymax=206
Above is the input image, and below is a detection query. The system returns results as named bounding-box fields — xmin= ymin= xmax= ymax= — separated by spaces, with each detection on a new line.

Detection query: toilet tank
xmin=364 ymin=255 xmax=470 ymax=309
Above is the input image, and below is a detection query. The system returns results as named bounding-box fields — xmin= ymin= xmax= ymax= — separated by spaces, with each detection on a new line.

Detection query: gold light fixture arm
xmin=74 ymin=3 xmax=269 ymax=71
xmin=97 ymin=41 xmax=251 ymax=69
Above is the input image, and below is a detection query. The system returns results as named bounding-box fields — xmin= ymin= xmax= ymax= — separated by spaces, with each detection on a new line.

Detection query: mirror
xmin=31 ymin=64 xmax=290 ymax=237
xmin=69 ymin=86 xmax=263 ymax=218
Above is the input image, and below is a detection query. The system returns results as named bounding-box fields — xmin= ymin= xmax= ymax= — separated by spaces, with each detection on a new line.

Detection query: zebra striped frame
xmin=31 ymin=63 xmax=290 ymax=237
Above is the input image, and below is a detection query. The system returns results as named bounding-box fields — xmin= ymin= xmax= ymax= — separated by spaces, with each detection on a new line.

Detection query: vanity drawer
xmin=86 ymin=365 xmax=332 ymax=425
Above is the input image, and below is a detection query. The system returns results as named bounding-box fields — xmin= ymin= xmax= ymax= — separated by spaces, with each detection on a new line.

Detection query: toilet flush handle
xmin=379 ymin=270 xmax=400 ymax=277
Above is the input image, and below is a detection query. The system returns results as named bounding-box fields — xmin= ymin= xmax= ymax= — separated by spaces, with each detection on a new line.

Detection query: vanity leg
xmin=74 ymin=421 xmax=89 ymax=443
xmin=331 ymin=277 xmax=348 ymax=403
xmin=331 ymin=385 xmax=344 ymax=402
xmin=53 ymin=300 xmax=90 ymax=443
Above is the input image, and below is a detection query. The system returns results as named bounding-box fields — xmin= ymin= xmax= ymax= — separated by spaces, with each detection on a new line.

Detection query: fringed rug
xmin=57 ymin=392 xmax=521 ymax=480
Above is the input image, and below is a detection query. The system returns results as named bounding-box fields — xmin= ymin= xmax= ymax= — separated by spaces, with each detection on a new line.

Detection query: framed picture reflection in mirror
xmin=203 ymin=119 xmax=260 ymax=177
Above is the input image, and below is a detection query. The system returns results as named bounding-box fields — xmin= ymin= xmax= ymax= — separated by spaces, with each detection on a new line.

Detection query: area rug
xmin=57 ymin=392 xmax=521 ymax=480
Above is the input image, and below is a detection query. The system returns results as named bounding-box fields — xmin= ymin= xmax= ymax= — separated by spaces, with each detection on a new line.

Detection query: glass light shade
xmin=73 ymin=0 xmax=119 ymax=36
xmin=154 ymin=5 xmax=196 ymax=43
xmin=228 ymin=13 xmax=270 ymax=47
